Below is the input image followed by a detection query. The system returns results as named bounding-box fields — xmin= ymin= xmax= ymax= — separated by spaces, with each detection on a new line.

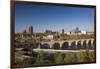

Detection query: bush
xmin=64 ymin=52 xmax=77 ymax=63
xmin=15 ymin=50 xmax=95 ymax=66
xmin=54 ymin=52 xmax=64 ymax=64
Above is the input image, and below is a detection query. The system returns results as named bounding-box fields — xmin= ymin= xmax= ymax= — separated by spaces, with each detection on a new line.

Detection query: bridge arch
xmin=52 ymin=43 xmax=60 ymax=49
xmin=69 ymin=41 xmax=76 ymax=50
xmin=82 ymin=40 xmax=87 ymax=49
xmin=61 ymin=42 xmax=69 ymax=50
xmin=87 ymin=40 xmax=92 ymax=49
xmin=92 ymin=40 xmax=95 ymax=49
xmin=77 ymin=41 xmax=82 ymax=49
xmin=40 ymin=43 xmax=50 ymax=49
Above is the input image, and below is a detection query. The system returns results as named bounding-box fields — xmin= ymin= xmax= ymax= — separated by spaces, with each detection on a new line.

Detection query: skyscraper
xmin=75 ymin=27 xmax=79 ymax=33
xmin=23 ymin=29 xmax=27 ymax=34
xmin=62 ymin=29 xmax=64 ymax=35
xmin=29 ymin=26 xmax=33 ymax=34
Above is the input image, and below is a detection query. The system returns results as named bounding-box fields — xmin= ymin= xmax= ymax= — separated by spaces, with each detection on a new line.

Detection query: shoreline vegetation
xmin=14 ymin=49 xmax=95 ymax=67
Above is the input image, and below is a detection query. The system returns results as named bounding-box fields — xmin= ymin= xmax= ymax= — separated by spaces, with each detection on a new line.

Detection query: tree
xmin=77 ymin=50 xmax=85 ymax=62
xmin=43 ymin=53 xmax=55 ymax=64
xmin=64 ymin=53 xmax=76 ymax=63
xmin=34 ymin=51 xmax=45 ymax=65
xmin=54 ymin=52 xmax=63 ymax=64
xmin=77 ymin=50 xmax=93 ymax=62
xmin=83 ymin=50 xmax=91 ymax=62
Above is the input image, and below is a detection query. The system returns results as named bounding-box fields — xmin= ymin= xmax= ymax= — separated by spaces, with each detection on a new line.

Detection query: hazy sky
xmin=15 ymin=3 xmax=94 ymax=33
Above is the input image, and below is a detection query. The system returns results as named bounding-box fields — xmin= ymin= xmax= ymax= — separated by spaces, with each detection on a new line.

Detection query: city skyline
xmin=15 ymin=3 xmax=95 ymax=33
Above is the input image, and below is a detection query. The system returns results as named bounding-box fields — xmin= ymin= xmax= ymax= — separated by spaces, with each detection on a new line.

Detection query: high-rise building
xmin=75 ymin=27 xmax=80 ymax=33
xmin=62 ymin=29 xmax=64 ymax=35
xmin=23 ymin=29 xmax=27 ymax=34
xmin=29 ymin=26 xmax=33 ymax=34
xmin=45 ymin=30 xmax=52 ymax=34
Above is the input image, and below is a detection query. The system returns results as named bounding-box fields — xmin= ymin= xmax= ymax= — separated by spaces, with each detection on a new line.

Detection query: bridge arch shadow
xmin=61 ymin=42 xmax=69 ymax=50
xmin=92 ymin=40 xmax=95 ymax=49
xmin=31 ymin=43 xmax=39 ymax=49
xmin=40 ymin=43 xmax=50 ymax=49
xmin=77 ymin=41 xmax=82 ymax=50
xmin=82 ymin=40 xmax=87 ymax=49
xmin=69 ymin=41 xmax=77 ymax=50
xmin=52 ymin=43 xmax=60 ymax=49
xmin=87 ymin=40 xmax=92 ymax=49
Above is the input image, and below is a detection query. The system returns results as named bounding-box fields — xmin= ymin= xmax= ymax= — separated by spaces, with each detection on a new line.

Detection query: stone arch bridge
xmin=15 ymin=38 xmax=95 ymax=50
xmin=39 ymin=39 xmax=95 ymax=50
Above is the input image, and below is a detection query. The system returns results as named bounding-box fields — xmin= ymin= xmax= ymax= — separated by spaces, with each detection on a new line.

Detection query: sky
xmin=15 ymin=3 xmax=95 ymax=33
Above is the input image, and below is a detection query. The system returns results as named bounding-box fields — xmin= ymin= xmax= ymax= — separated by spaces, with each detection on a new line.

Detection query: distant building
xmin=43 ymin=35 xmax=53 ymax=40
xmin=87 ymin=32 xmax=94 ymax=35
xmin=28 ymin=26 xmax=33 ymax=34
xmin=68 ymin=27 xmax=81 ymax=35
xmin=23 ymin=26 xmax=33 ymax=35
xmin=66 ymin=27 xmax=87 ymax=35
xmin=75 ymin=27 xmax=79 ymax=33
xmin=81 ymin=31 xmax=86 ymax=34
xmin=45 ymin=30 xmax=52 ymax=34
xmin=62 ymin=29 xmax=64 ymax=35
xmin=47 ymin=35 xmax=53 ymax=40
xmin=66 ymin=32 xmax=71 ymax=35
xmin=23 ymin=30 xmax=27 ymax=34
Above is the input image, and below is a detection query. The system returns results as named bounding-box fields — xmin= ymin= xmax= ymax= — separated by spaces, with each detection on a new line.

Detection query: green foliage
xmin=15 ymin=50 xmax=95 ymax=66
xmin=64 ymin=52 xmax=77 ymax=63
xmin=76 ymin=50 xmax=95 ymax=62
xmin=34 ymin=51 xmax=55 ymax=65
xmin=43 ymin=53 xmax=55 ymax=64
xmin=34 ymin=51 xmax=45 ymax=65
xmin=83 ymin=50 xmax=95 ymax=62
xmin=23 ymin=57 xmax=36 ymax=65
xmin=89 ymin=51 xmax=95 ymax=61
xmin=54 ymin=52 xmax=64 ymax=64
